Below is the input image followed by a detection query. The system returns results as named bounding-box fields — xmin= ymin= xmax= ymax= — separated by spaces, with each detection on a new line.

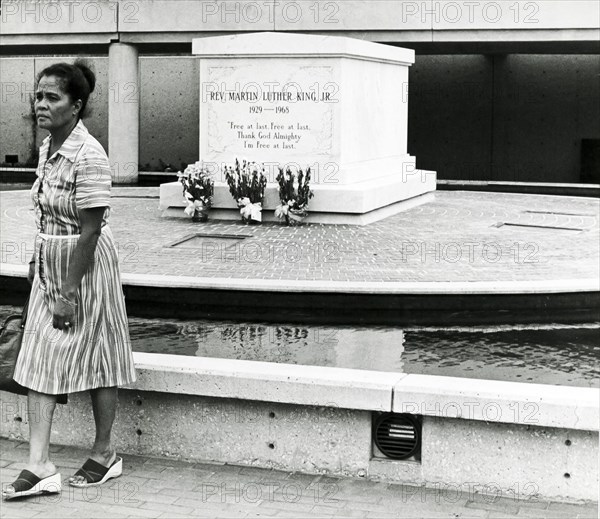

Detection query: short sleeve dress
xmin=13 ymin=120 xmax=137 ymax=394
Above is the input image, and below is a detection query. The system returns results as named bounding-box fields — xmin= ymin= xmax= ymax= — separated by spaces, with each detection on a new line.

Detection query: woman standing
xmin=2 ymin=61 xmax=136 ymax=499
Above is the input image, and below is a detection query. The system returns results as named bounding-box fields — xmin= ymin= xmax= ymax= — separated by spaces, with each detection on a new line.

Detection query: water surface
xmin=2 ymin=305 xmax=596 ymax=387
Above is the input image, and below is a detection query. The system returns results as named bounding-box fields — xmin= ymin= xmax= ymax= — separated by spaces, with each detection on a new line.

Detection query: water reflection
xmin=125 ymin=317 xmax=599 ymax=387
xmin=175 ymin=322 xmax=404 ymax=372
xmin=0 ymin=306 xmax=597 ymax=387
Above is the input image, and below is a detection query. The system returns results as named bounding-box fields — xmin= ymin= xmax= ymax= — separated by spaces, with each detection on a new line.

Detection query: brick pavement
xmin=1 ymin=189 xmax=598 ymax=285
xmin=0 ymin=438 xmax=597 ymax=519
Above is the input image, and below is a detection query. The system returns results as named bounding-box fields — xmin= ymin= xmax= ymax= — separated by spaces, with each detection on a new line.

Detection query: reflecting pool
xmin=2 ymin=305 xmax=596 ymax=388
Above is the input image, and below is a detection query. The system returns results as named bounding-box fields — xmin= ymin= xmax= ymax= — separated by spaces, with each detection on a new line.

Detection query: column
xmin=108 ymin=42 xmax=139 ymax=184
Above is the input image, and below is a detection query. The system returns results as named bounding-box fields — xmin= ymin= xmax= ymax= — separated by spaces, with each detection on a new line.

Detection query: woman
xmin=2 ymin=61 xmax=136 ymax=499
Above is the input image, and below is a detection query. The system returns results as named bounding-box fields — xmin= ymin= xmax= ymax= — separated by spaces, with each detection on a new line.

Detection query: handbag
xmin=0 ymin=299 xmax=68 ymax=404
xmin=0 ymin=299 xmax=29 ymax=396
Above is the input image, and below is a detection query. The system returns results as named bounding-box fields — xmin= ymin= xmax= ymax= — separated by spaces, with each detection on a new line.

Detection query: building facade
xmin=1 ymin=0 xmax=599 ymax=183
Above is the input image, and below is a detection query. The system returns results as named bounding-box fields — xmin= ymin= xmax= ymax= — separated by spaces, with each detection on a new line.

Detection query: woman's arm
xmin=52 ymin=207 xmax=105 ymax=330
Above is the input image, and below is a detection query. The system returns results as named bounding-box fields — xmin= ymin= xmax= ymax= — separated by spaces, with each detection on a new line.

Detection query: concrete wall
xmin=2 ymin=0 xmax=598 ymax=46
xmin=1 ymin=54 xmax=598 ymax=181
xmin=0 ymin=58 xmax=36 ymax=165
xmin=0 ymin=56 xmax=199 ymax=171
xmin=0 ymin=56 xmax=108 ymax=165
xmin=408 ymin=55 xmax=493 ymax=181
xmin=138 ymin=57 xmax=199 ymax=172
xmin=1 ymin=389 xmax=598 ymax=501
xmin=408 ymin=54 xmax=600 ymax=182
xmin=492 ymin=55 xmax=600 ymax=182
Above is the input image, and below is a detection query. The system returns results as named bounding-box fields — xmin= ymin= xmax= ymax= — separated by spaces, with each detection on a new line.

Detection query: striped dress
xmin=13 ymin=120 xmax=137 ymax=394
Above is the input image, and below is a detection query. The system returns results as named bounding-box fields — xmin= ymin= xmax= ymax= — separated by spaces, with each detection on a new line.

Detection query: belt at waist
xmin=38 ymin=232 xmax=80 ymax=240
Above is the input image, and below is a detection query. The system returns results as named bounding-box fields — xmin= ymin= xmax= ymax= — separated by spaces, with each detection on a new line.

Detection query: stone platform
xmin=2 ymin=188 xmax=598 ymax=285
xmin=1 ymin=188 xmax=598 ymax=325
xmin=159 ymin=175 xmax=436 ymax=225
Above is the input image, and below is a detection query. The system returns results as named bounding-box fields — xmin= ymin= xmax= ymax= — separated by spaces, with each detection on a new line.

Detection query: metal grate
xmin=373 ymin=413 xmax=421 ymax=460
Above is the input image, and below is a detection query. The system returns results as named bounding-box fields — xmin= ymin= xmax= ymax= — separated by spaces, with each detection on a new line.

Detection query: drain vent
xmin=373 ymin=413 xmax=421 ymax=460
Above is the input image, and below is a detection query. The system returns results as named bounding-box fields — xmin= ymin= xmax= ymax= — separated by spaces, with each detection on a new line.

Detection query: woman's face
xmin=34 ymin=75 xmax=81 ymax=133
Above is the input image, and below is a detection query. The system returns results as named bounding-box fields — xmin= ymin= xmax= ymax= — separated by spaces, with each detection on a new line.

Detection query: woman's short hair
xmin=37 ymin=60 xmax=96 ymax=118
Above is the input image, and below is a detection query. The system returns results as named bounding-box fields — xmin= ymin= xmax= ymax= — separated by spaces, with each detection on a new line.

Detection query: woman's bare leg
xmin=69 ymin=386 xmax=117 ymax=485
xmin=90 ymin=386 xmax=117 ymax=461
xmin=3 ymin=390 xmax=58 ymax=494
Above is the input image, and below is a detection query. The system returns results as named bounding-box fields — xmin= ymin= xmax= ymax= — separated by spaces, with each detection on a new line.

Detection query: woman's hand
xmin=54 ymin=207 xmax=104 ymax=331
xmin=27 ymin=261 xmax=35 ymax=285
xmin=53 ymin=295 xmax=76 ymax=331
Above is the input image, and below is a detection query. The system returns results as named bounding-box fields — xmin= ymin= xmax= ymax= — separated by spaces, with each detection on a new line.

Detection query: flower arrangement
xmin=224 ymin=159 xmax=268 ymax=224
xmin=178 ymin=161 xmax=214 ymax=222
xmin=275 ymin=166 xmax=314 ymax=225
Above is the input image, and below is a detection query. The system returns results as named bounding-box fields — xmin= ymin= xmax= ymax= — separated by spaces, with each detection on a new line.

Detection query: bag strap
xmin=22 ymin=296 xmax=30 ymax=327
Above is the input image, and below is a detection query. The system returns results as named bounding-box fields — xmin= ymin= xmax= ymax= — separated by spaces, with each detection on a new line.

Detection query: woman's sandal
xmin=2 ymin=471 xmax=62 ymax=500
xmin=69 ymin=456 xmax=122 ymax=487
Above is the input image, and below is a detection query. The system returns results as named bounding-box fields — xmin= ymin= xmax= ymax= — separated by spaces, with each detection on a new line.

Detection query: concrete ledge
xmin=2 ymin=339 xmax=594 ymax=431
xmin=2 ymin=262 xmax=598 ymax=295
xmin=393 ymin=374 xmax=599 ymax=431
xmin=3 ymin=169 xmax=598 ymax=196
xmin=0 ymin=33 xmax=117 ymax=46
xmin=0 ymin=167 xmax=36 ymax=173
xmin=439 ymin=180 xmax=600 ymax=189
xmin=192 ymin=32 xmax=415 ymax=65
xmin=130 ymin=352 xmax=404 ymax=411
xmin=124 ymin=275 xmax=600 ymax=295
xmin=438 ymin=180 xmax=600 ymax=198
xmin=161 ymin=191 xmax=435 ymax=225
xmin=130 ymin=352 xmax=599 ymax=432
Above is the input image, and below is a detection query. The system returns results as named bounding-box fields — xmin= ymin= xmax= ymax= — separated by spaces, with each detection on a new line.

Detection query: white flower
xmin=275 ymin=200 xmax=295 ymax=219
xmin=275 ymin=204 xmax=288 ymax=219
xmin=240 ymin=200 xmax=262 ymax=222
xmin=184 ymin=199 xmax=204 ymax=216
